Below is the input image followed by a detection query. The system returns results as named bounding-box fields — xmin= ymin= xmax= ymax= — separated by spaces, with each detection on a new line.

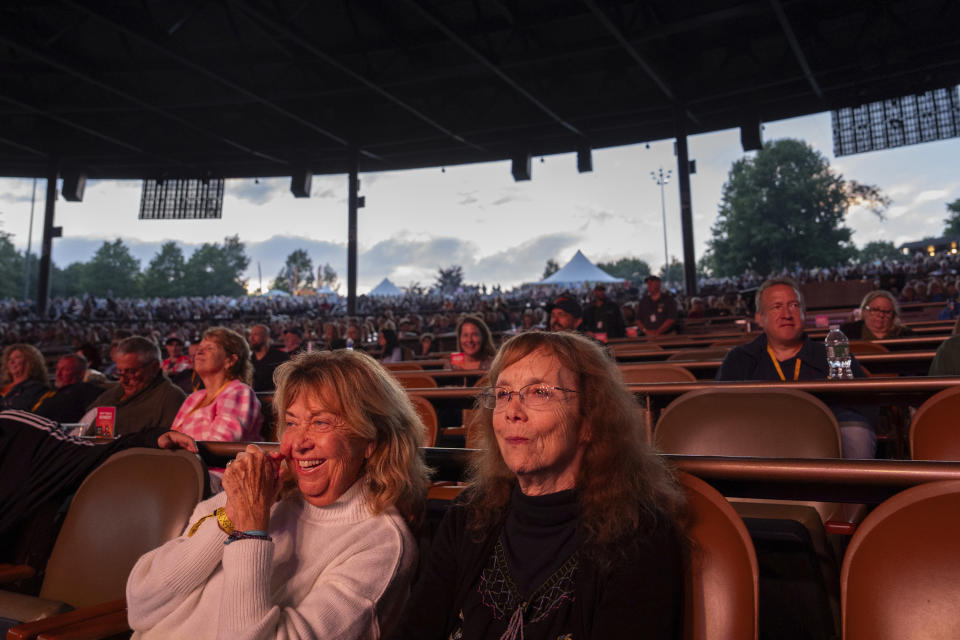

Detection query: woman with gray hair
xmin=840 ymin=290 xmax=916 ymax=340
xmin=402 ymin=331 xmax=686 ymax=639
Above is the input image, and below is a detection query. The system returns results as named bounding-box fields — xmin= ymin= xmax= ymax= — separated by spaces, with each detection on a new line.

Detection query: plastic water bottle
xmin=825 ymin=325 xmax=853 ymax=380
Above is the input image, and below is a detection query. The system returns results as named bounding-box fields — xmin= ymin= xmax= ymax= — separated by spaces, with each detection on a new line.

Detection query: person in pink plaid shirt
xmin=171 ymin=327 xmax=263 ymax=443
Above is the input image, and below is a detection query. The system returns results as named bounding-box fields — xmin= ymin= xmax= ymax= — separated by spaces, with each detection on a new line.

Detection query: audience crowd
xmin=5 ymin=250 xmax=960 ymax=638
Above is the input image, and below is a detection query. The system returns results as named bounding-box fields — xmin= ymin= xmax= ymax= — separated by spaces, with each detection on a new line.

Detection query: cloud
xmin=472 ymin=233 xmax=581 ymax=283
xmin=491 ymin=196 xmax=514 ymax=206
xmin=226 ymin=178 xmax=288 ymax=205
xmin=0 ymin=177 xmax=41 ymax=204
xmin=458 ymin=191 xmax=479 ymax=205
xmin=914 ymin=189 xmax=949 ymax=204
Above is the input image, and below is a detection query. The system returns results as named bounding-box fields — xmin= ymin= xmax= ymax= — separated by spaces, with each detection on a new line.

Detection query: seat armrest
xmin=824 ymin=520 xmax=857 ymax=535
xmin=35 ymin=609 xmax=128 ymax=640
xmin=0 ymin=565 xmax=36 ymax=584
xmin=6 ymin=599 xmax=125 ymax=640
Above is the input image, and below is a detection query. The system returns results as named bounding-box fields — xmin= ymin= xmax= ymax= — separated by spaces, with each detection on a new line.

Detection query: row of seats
xmin=407 ymin=381 xmax=960 ymax=461
xmin=5 ymin=445 xmax=958 ymax=639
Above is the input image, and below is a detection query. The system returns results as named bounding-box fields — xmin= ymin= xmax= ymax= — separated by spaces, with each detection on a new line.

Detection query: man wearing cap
xmin=582 ymin=284 xmax=626 ymax=338
xmin=282 ymin=326 xmax=305 ymax=354
xmin=161 ymin=336 xmax=191 ymax=375
xmin=636 ymin=275 xmax=678 ymax=337
xmin=548 ymin=294 xmax=584 ymax=333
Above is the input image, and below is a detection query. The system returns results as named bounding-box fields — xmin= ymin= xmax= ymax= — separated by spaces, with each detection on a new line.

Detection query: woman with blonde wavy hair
xmin=127 ymin=350 xmax=430 ymax=639
xmin=1 ymin=343 xmax=49 ymax=411
xmin=403 ymin=331 xmax=687 ymax=639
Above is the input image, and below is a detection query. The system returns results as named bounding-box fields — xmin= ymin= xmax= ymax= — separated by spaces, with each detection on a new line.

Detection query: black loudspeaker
xmin=511 ymin=152 xmax=531 ymax=181
xmin=577 ymin=146 xmax=593 ymax=173
xmin=290 ymin=170 xmax=312 ymax=198
xmin=62 ymin=173 xmax=86 ymax=202
xmin=741 ymin=121 xmax=763 ymax=151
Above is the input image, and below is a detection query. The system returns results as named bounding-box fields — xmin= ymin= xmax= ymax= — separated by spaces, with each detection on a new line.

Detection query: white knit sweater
xmin=126 ymin=481 xmax=416 ymax=639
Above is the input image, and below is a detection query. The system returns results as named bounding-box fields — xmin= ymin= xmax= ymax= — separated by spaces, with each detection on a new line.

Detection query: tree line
xmin=545 ymin=139 xmax=957 ymax=284
xmin=0 ymin=234 xmax=250 ymax=300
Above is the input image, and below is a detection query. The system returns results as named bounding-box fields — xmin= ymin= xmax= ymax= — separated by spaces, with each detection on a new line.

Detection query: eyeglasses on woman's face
xmin=481 ymin=383 xmax=578 ymax=411
xmin=864 ymin=305 xmax=894 ymax=317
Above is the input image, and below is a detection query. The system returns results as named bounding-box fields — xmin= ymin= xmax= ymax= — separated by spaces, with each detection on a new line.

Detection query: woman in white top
xmin=127 ymin=350 xmax=431 ymax=639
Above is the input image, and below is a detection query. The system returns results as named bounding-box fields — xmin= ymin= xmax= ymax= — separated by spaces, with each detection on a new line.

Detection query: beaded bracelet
xmin=223 ymin=530 xmax=272 ymax=546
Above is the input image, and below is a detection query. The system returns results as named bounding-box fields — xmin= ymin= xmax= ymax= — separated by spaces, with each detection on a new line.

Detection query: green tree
xmin=944 ymin=199 xmax=960 ymax=236
xmin=272 ymin=249 xmax=314 ymax=292
xmin=142 ymin=241 xmax=186 ymax=297
xmin=183 ymin=235 xmax=250 ymax=296
xmin=705 ymin=139 xmax=889 ymax=277
xmin=50 ymin=262 xmax=85 ymax=298
xmin=597 ymin=257 xmax=651 ymax=282
xmin=658 ymin=257 xmax=684 ymax=283
xmin=0 ymin=232 xmax=25 ymax=299
xmin=320 ymin=263 xmax=338 ymax=291
xmin=435 ymin=265 xmax=464 ymax=294
xmin=859 ymin=240 xmax=902 ymax=263
xmin=542 ymin=259 xmax=559 ymax=279
xmin=80 ymin=239 xmax=141 ymax=298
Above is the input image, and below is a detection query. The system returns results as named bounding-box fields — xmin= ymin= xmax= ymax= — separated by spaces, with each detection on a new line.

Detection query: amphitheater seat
xmin=842 ymin=480 xmax=960 ymax=640
xmin=666 ymin=347 xmax=730 ymax=362
xmin=655 ymin=388 xmax=845 ymax=638
xmin=383 ymin=362 xmax=423 ymax=371
xmin=910 ymin=385 xmax=960 ymax=460
xmin=1 ymin=449 xmax=205 ymax=636
xmin=655 ymin=387 xmax=841 ymax=459
xmin=678 ymin=472 xmax=758 ymax=640
xmin=396 ymin=374 xmax=438 ymax=389
xmin=408 ymin=394 xmax=439 ymax=447
xmin=849 ymin=340 xmax=889 ymax=354
xmin=610 ymin=342 xmax=663 ymax=358
xmin=620 ymin=364 xmax=696 ymax=384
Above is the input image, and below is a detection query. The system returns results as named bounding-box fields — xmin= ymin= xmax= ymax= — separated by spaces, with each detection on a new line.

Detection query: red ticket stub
xmin=95 ymin=407 xmax=116 ymax=438
xmin=450 ymin=352 xmax=466 ymax=369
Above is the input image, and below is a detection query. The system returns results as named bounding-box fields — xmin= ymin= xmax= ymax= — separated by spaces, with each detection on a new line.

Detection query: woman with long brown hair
xmin=0 ymin=343 xmax=49 ymax=411
xmin=403 ymin=331 xmax=686 ymax=639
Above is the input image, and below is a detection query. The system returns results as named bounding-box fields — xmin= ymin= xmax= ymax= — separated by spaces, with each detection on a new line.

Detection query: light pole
xmin=651 ymin=167 xmax=671 ymax=281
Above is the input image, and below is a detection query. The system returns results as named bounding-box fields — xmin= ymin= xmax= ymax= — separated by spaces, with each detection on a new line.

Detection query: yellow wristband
xmin=215 ymin=507 xmax=235 ymax=535
xmin=187 ymin=507 xmax=235 ymax=537
xmin=187 ymin=511 xmax=216 ymax=537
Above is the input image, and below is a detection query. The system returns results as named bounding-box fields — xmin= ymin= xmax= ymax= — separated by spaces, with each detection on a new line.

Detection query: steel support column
xmin=347 ymin=148 xmax=359 ymax=316
xmin=675 ymin=109 xmax=697 ymax=296
xmin=37 ymin=162 xmax=59 ymax=314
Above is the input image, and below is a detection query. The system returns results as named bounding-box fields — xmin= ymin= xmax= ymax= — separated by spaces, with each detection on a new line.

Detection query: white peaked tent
xmin=368 ymin=278 xmax=404 ymax=297
xmin=538 ymin=250 xmax=621 ymax=285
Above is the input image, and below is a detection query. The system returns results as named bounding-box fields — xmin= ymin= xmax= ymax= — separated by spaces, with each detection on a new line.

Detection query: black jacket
xmin=400 ymin=495 xmax=682 ymax=639
xmin=582 ymin=300 xmax=627 ymax=338
xmin=716 ymin=333 xmax=867 ymax=382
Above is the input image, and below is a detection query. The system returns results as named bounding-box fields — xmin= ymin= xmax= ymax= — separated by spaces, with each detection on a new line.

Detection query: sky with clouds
xmin=1 ymin=110 xmax=959 ymax=295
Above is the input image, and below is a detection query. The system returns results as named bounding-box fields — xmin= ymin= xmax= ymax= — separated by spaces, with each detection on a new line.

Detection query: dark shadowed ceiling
xmin=2 ymin=0 xmax=959 ymax=180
